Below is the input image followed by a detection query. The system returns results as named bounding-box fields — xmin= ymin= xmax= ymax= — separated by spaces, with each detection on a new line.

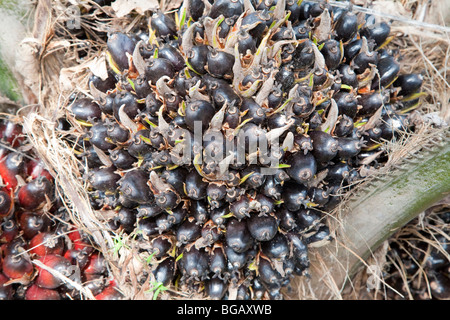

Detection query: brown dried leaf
xmin=88 ymin=54 xmax=109 ymax=81
xmin=111 ymin=0 xmax=159 ymax=18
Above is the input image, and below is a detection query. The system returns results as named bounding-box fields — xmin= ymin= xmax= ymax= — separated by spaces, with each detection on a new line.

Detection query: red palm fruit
xmin=0 ymin=219 xmax=18 ymax=242
xmin=26 ymin=159 xmax=53 ymax=182
xmin=64 ymin=249 xmax=90 ymax=270
xmin=0 ymin=190 xmax=13 ymax=218
xmin=83 ymin=253 xmax=107 ymax=275
xmin=0 ymin=244 xmax=7 ymax=259
xmin=95 ymin=285 xmax=123 ymax=300
xmin=0 ymin=152 xmax=25 ymax=191
xmin=2 ymin=253 xmax=34 ymax=280
xmin=0 ymin=273 xmax=13 ymax=300
xmin=0 ymin=121 xmax=23 ymax=148
xmin=68 ymin=229 xmax=93 ymax=253
xmin=35 ymin=254 xmax=73 ymax=289
xmin=3 ymin=237 xmax=27 ymax=256
xmin=17 ymin=176 xmax=53 ymax=210
xmin=19 ymin=212 xmax=51 ymax=239
xmin=25 ymin=284 xmax=61 ymax=300
xmin=29 ymin=232 xmax=65 ymax=257
xmin=107 ymin=278 xmax=117 ymax=288
xmin=82 ymin=273 xmax=106 ymax=296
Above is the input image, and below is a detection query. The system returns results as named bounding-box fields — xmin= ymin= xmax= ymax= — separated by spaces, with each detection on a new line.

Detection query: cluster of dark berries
xmin=65 ymin=0 xmax=424 ymax=300
xmin=382 ymin=211 xmax=450 ymax=300
xmin=0 ymin=118 xmax=120 ymax=300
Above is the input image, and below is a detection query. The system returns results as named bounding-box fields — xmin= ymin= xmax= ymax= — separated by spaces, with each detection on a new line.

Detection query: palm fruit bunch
xmin=382 ymin=210 xmax=450 ymax=300
xmin=65 ymin=0 xmax=424 ymax=300
xmin=0 ymin=117 xmax=120 ymax=300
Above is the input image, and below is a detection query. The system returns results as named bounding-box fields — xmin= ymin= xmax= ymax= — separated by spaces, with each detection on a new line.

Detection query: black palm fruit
xmin=158 ymin=45 xmax=185 ymax=72
xmin=336 ymin=137 xmax=362 ymax=159
xmin=276 ymin=65 xmax=295 ymax=92
xmin=344 ymin=39 xmax=362 ymax=62
xmin=241 ymin=10 xmax=271 ymax=39
xmin=394 ymin=73 xmax=423 ymax=97
xmin=71 ymin=98 xmax=102 ymax=122
xmin=127 ymin=130 xmax=152 ymax=159
xmin=321 ymin=39 xmax=342 ymax=71
xmin=237 ymin=29 xmax=257 ymax=56
xmin=188 ymin=0 xmax=205 ymax=21
xmin=296 ymin=208 xmax=322 ymax=232
xmin=180 ymin=246 xmax=209 ymax=280
xmin=258 ymin=254 xmax=283 ymax=288
xmin=189 ymin=200 xmax=209 ymax=225
xmin=206 ymin=48 xmax=235 ymax=79
xmin=286 ymin=152 xmax=317 ymax=185
xmin=201 ymin=220 xmax=222 ymax=244
xmin=185 ymin=99 xmax=215 ymax=132
xmin=186 ymin=45 xmax=209 ymax=75
xmin=372 ymin=56 xmax=400 ymax=90
xmin=358 ymin=92 xmax=384 ymax=116
xmin=351 ymin=40 xmax=379 ymax=74
xmin=338 ymin=64 xmax=359 ymax=88
xmin=153 ymin=257 xmax=175 ymax=286
xmin=208 ymin=244 xmax=227 ymax=277
xmin=360 ymin=21 xmax=391 ymax=48
xmin=88 ymin=166 xmax=121 ymax=192
xmin=138 ymin=218 xmax=158 ymax=237
xmin=334 ymin=10 xmax=358 ymax=42
xmin=97 ymin=94 xmax=115 ymax=116
xmin=154 ymin=188 xmax=180 ymax=211
xmin=286 ymin=232 xmax=309 ymax=272
xmin=247 ymin=214 xmax=279 ymax=242
xmin=282 ymin=182 xmax=309 ymax=211
xmin=88 ymin=123 xmax=116 ymax=151
xmin=107 ymin=32 xmax=136 ymax=71
xmin=134 ymin=75 xmax=151 ymax=99
xmin=106 ymin=121 xmax=130 ymax=144
xmin=119 ymin=170 xmax=153 ymax=204
xmin=145 ymin=58 xmax=176 ymax=85
xmin=110 ymin=149 xmax=136 ymax=169
xmin=310 ymin=130 xmax=339 ymax=164
xmin=275 ymin=207 xmax=298 ymax=232
xmin=176 ymin=218 xmax=201 ymax=245
xmin=150 ymin=11 xmax=177 ymax=39
xmin=113 ymin=90 xmax=142 ymax=121
xmin=184 ymin=170 xmax=208 ymax=200
xmin=89 ymin=71 xmax=116 ymax=93
xmin=226 ymin=218 xmax=254 ymax=253
xmin=261 ymin=232 xmax=290 ymax=261
xmin=137 ymin=203 xmax=163 ymax=219
xmin=205 ymin=278 xmax=228 ymax=299
xmin=209 ymin=0 xmax=243 ymax=19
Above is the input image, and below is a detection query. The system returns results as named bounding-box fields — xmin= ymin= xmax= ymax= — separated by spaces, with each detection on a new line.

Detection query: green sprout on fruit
xmin=146 ymin=251 xmax=157 ymax=265
xmin=146 ymin=281 xmax=168 ymax=300
xmin=112 ymin=233 xmax=130 ymax=256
